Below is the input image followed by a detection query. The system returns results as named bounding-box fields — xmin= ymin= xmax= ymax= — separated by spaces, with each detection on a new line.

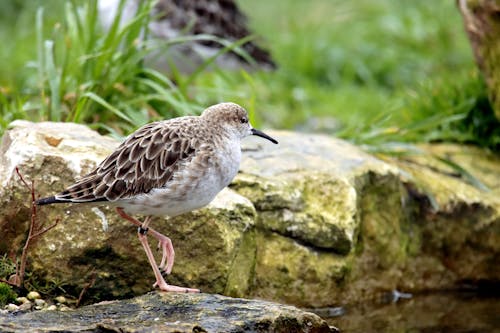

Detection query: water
xmin=313 ymin=292 xmax=500 ymax=333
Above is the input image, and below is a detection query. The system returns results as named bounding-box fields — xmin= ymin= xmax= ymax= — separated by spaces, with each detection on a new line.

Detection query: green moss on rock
xmin=0 ymin=282 xmax=17 ymax=306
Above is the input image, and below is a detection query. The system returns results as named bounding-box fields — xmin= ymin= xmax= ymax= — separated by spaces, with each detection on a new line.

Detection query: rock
xmin=236 ymin=133 xmax=500 ymax=306
xmin=58 ymin=305 xmax=73 ymax=312
xmin=18 ymin=302 xmax=32 ymax=312
xmin=0 ymin=292 xmax=333 ymax=333
xmin=458 ymin=0 xmax=500 ymax=120
xmin=0 ymin=121 xmax=256 ymax=302
xmin=45 ymin=305 xmax=57 ymax=311
xmin=34 ymin=299 xmax=46 ymax=307
xmin=5 ymin=303 xmax=19 ymax=312
xmin=54 ymin=296 xmax=67 ymax=304
xmin=26 ymin=291 xmax=41 ymax=301
xmin=15 ymin=297 xmax=29 ymax=305
xmin=0 ymin=121 xmax=499 ymax=309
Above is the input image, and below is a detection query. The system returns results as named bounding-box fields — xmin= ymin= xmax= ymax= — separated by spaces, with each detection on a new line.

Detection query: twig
xmin=7 ymin=167 xmax=61 ymax=288
xmin=16 ymin=167 xmax=37 ymax=287
xmin=76 ymin=269 xmax=96 ymax=307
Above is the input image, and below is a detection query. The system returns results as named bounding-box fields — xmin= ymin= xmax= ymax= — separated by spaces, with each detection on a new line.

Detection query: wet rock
xmin=0 ymin=292 xmax=333 ymax=333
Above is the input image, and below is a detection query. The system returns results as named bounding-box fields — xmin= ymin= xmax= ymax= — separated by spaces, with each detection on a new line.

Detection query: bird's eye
xmin=240 ymin=117 xmax=248 ymax=124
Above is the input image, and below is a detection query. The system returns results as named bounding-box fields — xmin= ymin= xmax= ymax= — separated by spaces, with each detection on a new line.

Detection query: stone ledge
xmin=0 ymin=292 xmax=336 ymax=333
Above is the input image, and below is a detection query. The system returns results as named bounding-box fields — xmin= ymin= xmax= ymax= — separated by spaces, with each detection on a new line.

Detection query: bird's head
xmin=201 ymin=102 xmax=278 ymax=144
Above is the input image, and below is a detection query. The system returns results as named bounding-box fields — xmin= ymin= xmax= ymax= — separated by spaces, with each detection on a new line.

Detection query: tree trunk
xmin=458 ymin=0 xmax=500 ymax=120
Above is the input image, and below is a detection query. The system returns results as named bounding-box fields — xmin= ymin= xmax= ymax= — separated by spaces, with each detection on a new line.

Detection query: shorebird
xmin=98 ymin=0 xmax=276 ymax=73
xmin=36 ymin=102 xmax=278 ymax=292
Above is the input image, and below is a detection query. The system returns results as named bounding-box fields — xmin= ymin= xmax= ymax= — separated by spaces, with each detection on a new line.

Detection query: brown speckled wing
xmin=55 ymin=120 xmax=197 ymax=202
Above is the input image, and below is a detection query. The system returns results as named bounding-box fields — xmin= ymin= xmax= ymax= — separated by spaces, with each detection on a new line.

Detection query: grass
xmin=194 ymin=0 xmax=499 ymax=150
xmin=0 ymin=0 xmax=203 ymax=137
xmin=0 ymin=0 xmax=498 ymax=150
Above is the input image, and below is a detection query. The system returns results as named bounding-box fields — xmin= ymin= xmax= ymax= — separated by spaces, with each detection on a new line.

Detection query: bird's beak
xmin=251 ymin=128 xmax=278 ymax=144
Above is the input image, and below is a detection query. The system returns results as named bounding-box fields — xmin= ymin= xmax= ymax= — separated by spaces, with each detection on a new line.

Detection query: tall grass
xmin=35 ymin=0 xmax=204 ymax=136
xmin=0 ymin=0 xmax=207 ymax=136
xmin=0 ymin=0 xmax=497 ymax=151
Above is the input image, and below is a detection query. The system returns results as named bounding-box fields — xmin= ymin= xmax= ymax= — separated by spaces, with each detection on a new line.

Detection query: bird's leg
xmin=115 ymin=208 xmax=199 ymax=293
xmin=116 ymin=207 xmax=175 ymax=274
xmin=137 ymin=224 xmax=199 ymax=293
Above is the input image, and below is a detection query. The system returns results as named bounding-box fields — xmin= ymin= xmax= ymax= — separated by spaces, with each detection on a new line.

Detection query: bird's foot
xmin=153 ymin=280 xmax=200 ymax=293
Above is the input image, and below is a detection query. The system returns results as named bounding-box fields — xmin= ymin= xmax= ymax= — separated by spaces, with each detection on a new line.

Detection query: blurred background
xmin=0 ymin=0 xmax=498 ymax=151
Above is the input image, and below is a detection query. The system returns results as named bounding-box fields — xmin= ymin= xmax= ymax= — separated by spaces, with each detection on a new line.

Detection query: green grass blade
xmin=82 ymin=91 xmax=133 ymax=123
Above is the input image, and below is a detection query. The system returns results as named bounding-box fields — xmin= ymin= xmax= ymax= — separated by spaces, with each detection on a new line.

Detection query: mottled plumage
xmin=36 ymin=102 xmax=277 ymax=292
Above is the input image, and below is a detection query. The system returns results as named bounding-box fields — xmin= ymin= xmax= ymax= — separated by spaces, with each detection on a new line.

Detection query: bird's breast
xmin=213 ymin=138 xmax=242 ymax=187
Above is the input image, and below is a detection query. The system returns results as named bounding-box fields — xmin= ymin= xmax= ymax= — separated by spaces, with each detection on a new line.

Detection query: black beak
xmin=251 ymin=128 xmax=278 ymax=144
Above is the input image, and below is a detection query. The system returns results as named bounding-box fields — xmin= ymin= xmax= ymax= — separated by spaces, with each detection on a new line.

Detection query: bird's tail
xmin=35 ymin=196 xmax=66 ymax=206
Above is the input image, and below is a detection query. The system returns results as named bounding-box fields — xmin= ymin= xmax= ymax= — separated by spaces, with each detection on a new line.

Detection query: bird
xmin=97 ymin=0 xmax=276 ymax=74
xmin=36 ymin=102 xmax=277 ymax=293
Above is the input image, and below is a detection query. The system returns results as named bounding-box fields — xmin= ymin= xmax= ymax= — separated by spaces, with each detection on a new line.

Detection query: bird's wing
xmin=55 ymin=120 xmax=198 ymax=203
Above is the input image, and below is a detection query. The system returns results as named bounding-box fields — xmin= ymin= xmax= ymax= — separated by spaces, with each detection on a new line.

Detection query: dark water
xmin=311 ymin=292 xmax=500 ymax=333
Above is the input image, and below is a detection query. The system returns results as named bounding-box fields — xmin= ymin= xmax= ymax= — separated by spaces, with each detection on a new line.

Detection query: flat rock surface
xmin=0 ymin=292 xmax=335 ymax=333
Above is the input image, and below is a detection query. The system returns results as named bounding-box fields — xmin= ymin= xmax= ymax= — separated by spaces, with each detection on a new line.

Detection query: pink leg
xmin=116 ymin=207 xmax=199 ymax=293
xmin=116 ymin=207 xmax=174 ymax=274
xmin=137 ymin=231 xmax=199 ymax=292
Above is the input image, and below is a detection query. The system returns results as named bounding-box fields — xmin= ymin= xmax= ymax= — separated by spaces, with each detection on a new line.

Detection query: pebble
xmin=54 ymin=295 xmax=67 ymax=304
xmin=16 ymin=297 xmax=30 ymax=304
xmin=34 ymin=299 xmax=46 ymax=307
xmin=5 ymin=303 xmax=19 ymax=312
xmin=59 ymin=305 xmax=73 ymax=312
xmin=27 ymin=291 xmax=41 ymax=300
xmin=5 ymin=292 xmax=76 ymax=313
xmin=34 ymin=299 xmax=46 ymax=310
xmin=18 ymin=302 xmax=32 ymax=311
xmin=45 ymin=305 xmax=57 ymax=311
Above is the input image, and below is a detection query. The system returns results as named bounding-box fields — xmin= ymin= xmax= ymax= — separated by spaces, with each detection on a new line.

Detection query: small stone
xmin=45 ymin=305 xmax=57 ymax=311
xmin=54 ymin=295 xmax=67 ymax=304
xmin=0 ymin=309 xmax=8 ymax=315
xmin=18 ymin=302 xmax=32 ymax=311
xmin=59 ymin=305 xmax=72 ymax=312
xmin=5 ymin=303 xmax=19 ymax=312
xmin=15 ymin=296 xmax=29 ymax=304
xmin=34 ymin=299 xmax=46 ymax=307
xmin=27 ymin=291 xmax=41 ymax=300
